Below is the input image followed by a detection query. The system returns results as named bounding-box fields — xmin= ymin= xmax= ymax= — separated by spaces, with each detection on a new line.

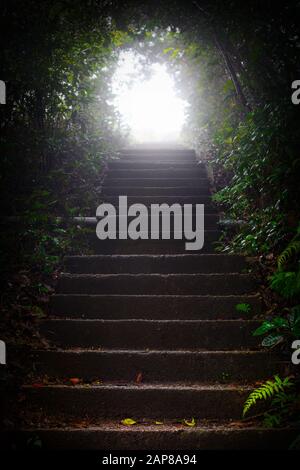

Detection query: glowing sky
xmin=112 ymin=51 xmax=187 ymax=142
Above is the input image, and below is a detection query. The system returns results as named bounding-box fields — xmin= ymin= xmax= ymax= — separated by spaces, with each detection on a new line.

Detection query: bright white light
xmin=112 ymin=51 xmax=187 ymax=142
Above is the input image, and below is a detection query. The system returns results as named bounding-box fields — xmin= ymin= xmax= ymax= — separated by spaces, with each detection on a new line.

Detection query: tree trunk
xmin=213 ymin=31 xmax=251 ymax=112
xmin=193 ymin=0 xmax=252 ymax=113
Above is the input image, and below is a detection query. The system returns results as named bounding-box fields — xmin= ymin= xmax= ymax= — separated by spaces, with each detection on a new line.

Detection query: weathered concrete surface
xmin=50 ymin=294 xmax=261 ymax=319
xmin=40 ymin=319 xmax=260 ymax=349
xmin=2 ymin=427 xmax=298 ymax=450
xmin=16 ymin=147 xmax=289 ymax=450
xmin=58 ymin=273 xmax=255 ymax=295
xmin=64 ymin=254 xmax=246 ymax=274
xmin=31 ymin=350 xmax=285 ymax=383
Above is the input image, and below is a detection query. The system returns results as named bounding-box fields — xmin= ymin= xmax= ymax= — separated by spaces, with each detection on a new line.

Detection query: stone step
xmin=64 ymin=214 xmax=220 ymax=229
xmin=108 ymin=160 xmax=205 ymax=169
xmin=64 ymin=254 xmax=246 ymax=274
xmin=86 ymin=233 xmax=220 ymax=254
xmin=57 ymin=273 xmax=255 ymax=295
xmin=6 ymin=426 xmax=297 ymax=450
xmin=86 ymin=214 xmax=219 ymax=229
xmin=101 ymin=195 xmax=215 ymax=207
xmin=107 ymin=169 xmax=206 ymax=178
xmin=40 ymin=319 xmax=260 ymax=350
xmin=121 ymin=148 xmax=196 ymax=154
xmin=50 ymin=294 xmax=261 ymax=319
xmin=102 ymin=186 xmax=211 ymax=196
xmin=31 ymin=349 xmax=284 ymax=383
xmin=23 ymin=383 xmax=252 ymax=420
xmin=120 ymin=150 xmax=196 ymax=161
xmin=104 ymin=178 xmax=209 ymax=188
xmin=119 ymin=155 xmax=197 ymax=163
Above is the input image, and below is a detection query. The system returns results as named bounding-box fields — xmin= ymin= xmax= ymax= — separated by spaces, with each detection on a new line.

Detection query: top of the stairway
xmin=120 ymin=145 xmax=195 ymax=154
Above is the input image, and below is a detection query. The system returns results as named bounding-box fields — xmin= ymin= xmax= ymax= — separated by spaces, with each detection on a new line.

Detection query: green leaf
xmin=253 ymin=321 xmax=276 ymax=336
xmin=261 ymin=334 xmax=284 ymax=348
xmin=272 ymin=317 xmax=289 ymax=328
xmin=235 ymin=303 xmax=251 ymax=313
xmin=243 ymin=375 xmax=293 ymax=416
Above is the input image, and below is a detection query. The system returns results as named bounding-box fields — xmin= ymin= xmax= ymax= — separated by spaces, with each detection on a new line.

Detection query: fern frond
xmin=242 ymin=375 xmax=293 ymax=417
xmin=278 ymin=240 xmax=300 ymax=270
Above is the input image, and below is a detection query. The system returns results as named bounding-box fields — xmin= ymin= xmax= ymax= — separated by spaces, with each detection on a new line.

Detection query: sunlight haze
xmin=112 ymin=52 xmax=188 ymax=142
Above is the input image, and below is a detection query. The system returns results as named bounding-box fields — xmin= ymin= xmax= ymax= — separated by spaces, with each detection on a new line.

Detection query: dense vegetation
xmin=0 ymin=1 xmax=126 ymax=362
xmin=1 ymin=0 xmax=300 ymax=431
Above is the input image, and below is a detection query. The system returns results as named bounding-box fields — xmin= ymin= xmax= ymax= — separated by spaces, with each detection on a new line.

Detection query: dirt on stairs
xmin=5 ymin=147 xmax=295 ymax=450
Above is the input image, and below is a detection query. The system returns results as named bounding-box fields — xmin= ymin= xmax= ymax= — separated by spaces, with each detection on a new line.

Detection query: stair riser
xmin=104 ymin=179 xmax=209 ymax=188
xmin=25 ymin=387 xmax=249 ymax=419
xmin=120 ymin=154 xmax=196 ymax=162
xmin=50 ymin=294 xmax=261 ymax=319
xmin=121 ymin=149 xmax=196 ymax=154
xmin=6 ymin=429 xmax=298 ymax=450
xmin=32 ymin=351 xmax=284 ymax=383
xmin=108 ymin=161 xmax=204 ymax=169
xmin=102 ymin=187 xmax=211 ymax=196
xmin=117 ymin=157 xmax=197 ymax=164
xmin=72 ymin=215 xmax=219 ymax=229
xmin=86 ymin=237 xmax=219 ymax=254
xmin=64 ymin=254 xmax=245 ymax=274
xmin=101 ymin=196 xmax=214 ymax=206
xmin=107 ymin=169 xmax=207 ymax=178
xmin=40 ymin=320 xmax=260 ymax=350
xmin=58 ymin=274 xmax=255 ymax=295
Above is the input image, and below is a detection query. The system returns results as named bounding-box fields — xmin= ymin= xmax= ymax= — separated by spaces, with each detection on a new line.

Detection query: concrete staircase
xmin=18 ymin=148 xmax=293 ymax=449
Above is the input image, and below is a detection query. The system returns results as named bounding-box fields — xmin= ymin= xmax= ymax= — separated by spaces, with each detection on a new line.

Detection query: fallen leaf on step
xmin=183 ymin=418 xmax=196 ymax=427
xmin=30 ymin=306 xmax=46 ymax=318
xmin=69 ymin=378 xmax=81 ymax=385
xmin=135 ymin=372 xmax=143 ymax=384
xmin=154 ymin=421 xmax=163 ymax=425
xmin=73 ymin=420 xmax=89 ymax=428
xmin=93 ymin=380 xmax=102 ymax=385
xmin=121 ymin=418 xmax=137 ymax=426
xmin=32 ymin=383 xmax=44 ymax=388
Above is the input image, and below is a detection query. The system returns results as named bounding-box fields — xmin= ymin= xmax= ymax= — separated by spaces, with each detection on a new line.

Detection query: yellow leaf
xmin=93 ymin=380 xmax=102 ymax=385
xmin=183 ymin=418 xmax=196 ymax=427
xmin=121 ymin=418 xmax=136 ymax=426
xmin=154 ymin=421 xmax=163 ymax=425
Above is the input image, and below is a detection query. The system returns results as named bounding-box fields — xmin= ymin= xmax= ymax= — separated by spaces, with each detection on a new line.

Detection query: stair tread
xmin=52 ymin=293 xmax=259 ymax=297
xmin=43 ymin=318 xmax=259 ymax=323
xmin=59 ymin=272 xmax=252 ymax=277
xmin=65 ymin=254 xmax=243 ymax=260
xmin=24 ymin=383 xmax=253 ymax=390
xmin=18 ymin=422 xmax=293 ymax=430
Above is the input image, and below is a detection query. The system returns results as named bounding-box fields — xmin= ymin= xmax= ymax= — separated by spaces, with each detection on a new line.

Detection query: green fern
xmin=270 ymin=270 xmax=300 ymax=298
xmin=278 ymin=240 xmax=300 ymax=270
xmin=243 ymin=375 xmax=293 ymax=417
